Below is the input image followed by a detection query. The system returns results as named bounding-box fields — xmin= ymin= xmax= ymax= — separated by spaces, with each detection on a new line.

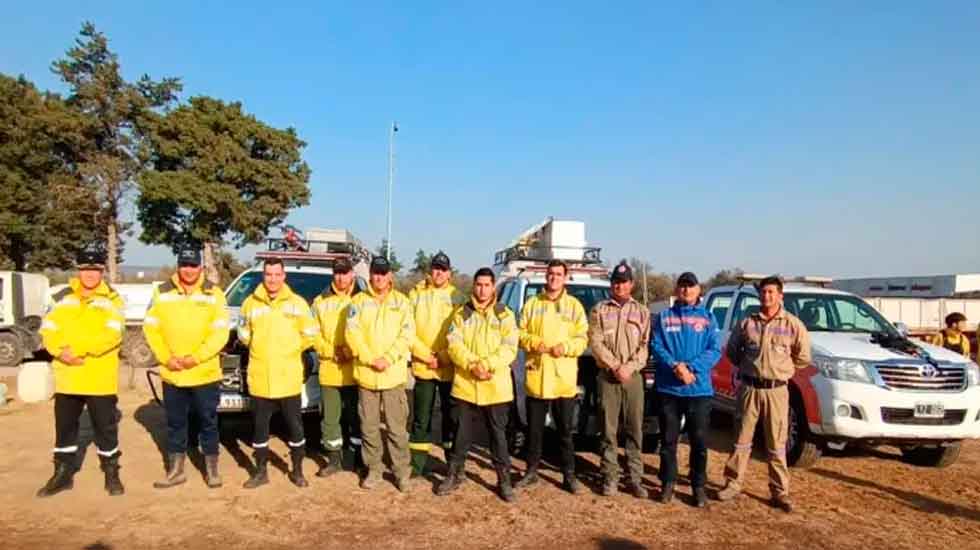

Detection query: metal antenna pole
xmin=385 ymin=121 xmax=396 ymax=260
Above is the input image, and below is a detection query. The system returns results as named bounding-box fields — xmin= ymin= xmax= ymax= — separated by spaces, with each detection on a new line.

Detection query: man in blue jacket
xmin=650 ymin=272 xmax=721 ymax=507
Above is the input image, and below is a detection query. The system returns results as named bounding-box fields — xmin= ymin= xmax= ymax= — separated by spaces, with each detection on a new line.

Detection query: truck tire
xmin=123 ymin=329 xmax=156 ymax=368
xmin=787 ymin=392 xmax=822 ymax=468
xmin=901 ymin=442 xmax=962 ymax=468
xmin=0 ymin=332 xmax=25 ymax=368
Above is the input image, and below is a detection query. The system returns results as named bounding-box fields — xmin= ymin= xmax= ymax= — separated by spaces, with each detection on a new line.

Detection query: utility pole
xmin=385 ymin=121 xmax=398 ymax=260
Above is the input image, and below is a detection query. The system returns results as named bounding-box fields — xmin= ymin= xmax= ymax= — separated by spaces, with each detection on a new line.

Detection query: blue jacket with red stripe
xmin=650 ymin=301 xmax=721 ymax=397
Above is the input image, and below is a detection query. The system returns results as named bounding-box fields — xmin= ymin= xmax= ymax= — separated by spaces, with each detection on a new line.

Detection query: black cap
xmin=676 ymin=272 xmax=699 ymax=287
xmin=431 ymin=252 xmax=451 ymax=271
xmin=76 ymin=249 xmax=106 ymax=269
xmin=370 ymin=255 xmax=391 ymax=274
xmin=176 ymin=246 xmax=202 ymax=267
xmin=333 ymin=257 xmax=353 ymax=273
xmin=610 ymin=261 xmax=633 ymax=282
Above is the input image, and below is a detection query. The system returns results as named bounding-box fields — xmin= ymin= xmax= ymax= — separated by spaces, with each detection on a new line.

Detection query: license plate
xmin=914 ymin=403 xmax=945 ymax=418
xmin=219 ymin=393 xmax=248 ymax=411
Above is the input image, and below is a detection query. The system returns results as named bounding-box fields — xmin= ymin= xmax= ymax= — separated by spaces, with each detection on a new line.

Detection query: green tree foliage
xmin=137 ymin=96 xmax=311 ymax=283
xmin=52 ymin=22 xmax=181 ymax=282
xmin=703 ymin=267 xmax=744 ymax=290
xmin=410 ymin=249 xmax=431 ymax=275
xmin=628 ymin=257 xmax=674 ymax=304
xmin=0 ymin=74 xmax=101 ymax=271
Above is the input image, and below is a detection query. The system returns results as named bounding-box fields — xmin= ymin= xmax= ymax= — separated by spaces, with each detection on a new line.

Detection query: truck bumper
xmin=809 ymin=375 xmax=980 ymax=441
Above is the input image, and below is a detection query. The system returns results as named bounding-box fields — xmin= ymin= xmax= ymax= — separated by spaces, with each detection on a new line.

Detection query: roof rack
xmin=493 ymin=245 xmax=603 ymax=266
xmin=738 ymin=274 xmax=834 ymax=288
xmin=257 ymin=237 xmax=370 ymax=267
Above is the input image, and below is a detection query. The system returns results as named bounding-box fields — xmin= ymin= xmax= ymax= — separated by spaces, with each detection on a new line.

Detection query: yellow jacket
xmin=345 ymin=286 xmax=415 ymax=391
xmin=142 ymin=275 xmax=229 ymax=388
xmin=409 ymin=279 xmax=467 ymax=382
xmin=40 ymin=279 xmax=124 ymax=396
xmin=931 ymin=329 xmax=971 ymax=359
xmin=238 ymin=284 xmax=317 ymax=399
xmin=518 ymin=290 xmax=589 ymax=399
xmin=312 ymin=283 xmax=359 ymax=387
xmin=447 ymin=298 xmax=518 ymax=406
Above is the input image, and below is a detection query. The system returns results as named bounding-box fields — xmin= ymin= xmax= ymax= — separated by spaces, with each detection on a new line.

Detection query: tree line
xmin=1 ymin=22 xmax=310 ymax=284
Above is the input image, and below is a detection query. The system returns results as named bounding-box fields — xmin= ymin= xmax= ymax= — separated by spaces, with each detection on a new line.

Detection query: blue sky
xmin=3 ymin=2 xmax=978 ymax=278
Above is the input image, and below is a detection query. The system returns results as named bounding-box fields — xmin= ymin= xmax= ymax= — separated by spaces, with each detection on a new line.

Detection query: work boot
xmin=36 ymin=455 xmax=75 ymax=498
xmin=771 ymin=495 xmax=794 ymax=513
xmin=243 ymin=450 xmax=269 ymax=489
xmin=359 ymin=470 xmax=382 ymax=490
xmin=100 ymin=453 xmax=125 ymax=496
xmin=626 ymin=479 xmax=648 ymax=499
xmin=496 ymin=466 xmax=515 ymax=503
xmin=715 ymin=484 xmax=741 ymax=502
xmin=693 ymin=487 xmax=708 ymax=508
xmin=394 ymin=475 xmax=413 ymax=493
xmin=436 ymin=464 xmax=465 ymax=496
xmin=288 ymin=449 xmax=308 ymax=488
xmin=562 ymin=473 xmax=583 ymax=495
xmin=316 ymin=450 xmax=343 ymax=478
xmin=205 ymin=454 xmax=222 ymax=488
xmin=514 ymin=466 xmax=539 ymax=489
xmin=601 ymin=477 xmax=618 ymax=497
xmin=657 ymin=483 xmax=674 ymax=504
xmin=153 ymin=453 xmax=187 ymax=489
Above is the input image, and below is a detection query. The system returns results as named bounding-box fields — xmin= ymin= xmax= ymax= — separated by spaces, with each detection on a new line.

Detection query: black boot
xmin=243 ymin=449 xmax=269 ymax=489
xmin=514 ymin=465 xmax=539 ymax=489
xmin=153 ymin=453 xmax=187 ymax=489
xmin=693 ymin=487 xmax=708 ymax=508
xmin=100 ymin=453 xmax=125 ymax=496
xmin=36 ymin=455 xmax=75 ymax=498
xmin=657 ymin=483 xmax=674 ymax=504
xmin=562 ymin=472 xmax=583 ymax=495
xmin=289 ymin=449 xmax=308 ymax=488
xmin=205 ymin=454 xmax=222 ymax=488
xmin=496 ymin=466 xmax=515 ymax=503
xmin=436 ymin=463 xmax=465 ymax=496
xmin=317 ymin=450 xmax=342 ymax=478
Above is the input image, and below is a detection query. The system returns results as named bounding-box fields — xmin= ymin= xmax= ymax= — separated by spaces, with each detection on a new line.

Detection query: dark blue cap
xmin=177 ymin=246 xmax=203 ymax=267
xmin=370 ymin=256 xmax=391 ymax=274
xmin=610 ymin=261 xmax=633 ymax=282
xmin=76 ymin=249 xmax=106 ymax=269
xmin=431 ymin=252 xmax=451 ymax=270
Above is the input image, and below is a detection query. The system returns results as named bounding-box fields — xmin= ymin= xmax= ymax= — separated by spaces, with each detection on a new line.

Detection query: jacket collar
xmin=69 ymin=278 xmax=116 ymax=300
xmin=254 ymin=283 xmax=295 ymax=305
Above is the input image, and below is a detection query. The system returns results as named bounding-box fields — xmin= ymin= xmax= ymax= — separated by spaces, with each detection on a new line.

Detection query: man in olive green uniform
xmin=716 ymin=276 xmax=811 ymax=512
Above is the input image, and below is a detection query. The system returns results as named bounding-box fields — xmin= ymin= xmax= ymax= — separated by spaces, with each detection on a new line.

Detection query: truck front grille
xmin=873 ymin=364 xmax=965 ymax=392
xmin=880 ymin=407 xmax=966 ymax=426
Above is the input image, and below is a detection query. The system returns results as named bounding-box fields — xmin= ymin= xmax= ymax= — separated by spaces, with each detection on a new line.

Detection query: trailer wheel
xmin=0 ymin=332 xmax=24 ymax=367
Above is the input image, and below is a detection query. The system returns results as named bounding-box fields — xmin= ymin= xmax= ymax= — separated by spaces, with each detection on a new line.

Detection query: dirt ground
xmin=2 ymin=371 xmax=980 ymax=550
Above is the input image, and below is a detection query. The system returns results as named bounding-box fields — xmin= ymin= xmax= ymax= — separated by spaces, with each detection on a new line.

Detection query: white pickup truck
xmin=704 ymin=280 xmax=980 ymax=468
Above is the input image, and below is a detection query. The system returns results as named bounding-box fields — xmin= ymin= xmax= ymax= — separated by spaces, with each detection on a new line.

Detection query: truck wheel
xmin=0 ymin=332 xmax=24 ymax=367
xmin=901 ymin=442 xmax=962 ymax=468
xmin=787 ymin=393 xmax=822 ymax=468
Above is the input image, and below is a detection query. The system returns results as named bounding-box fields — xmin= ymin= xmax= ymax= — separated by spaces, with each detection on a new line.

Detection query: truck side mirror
xmin=894 ymin=322 xmax=909 ymax=337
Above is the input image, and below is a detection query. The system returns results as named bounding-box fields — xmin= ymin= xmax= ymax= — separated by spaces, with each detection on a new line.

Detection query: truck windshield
xmin=784 ymin=293 xmax=897 ymax=335
xmin=225 ymin=271 xmax=334 ymax=307
xmin=524 ymin=284 xmax=610 ymax=314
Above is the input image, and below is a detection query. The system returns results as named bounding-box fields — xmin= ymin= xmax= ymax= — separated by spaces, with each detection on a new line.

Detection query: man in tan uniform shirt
xmin=716 ymin=275 xmax=811 ymax=513
xmin=588 ymin=261 xmax=650 ymax=498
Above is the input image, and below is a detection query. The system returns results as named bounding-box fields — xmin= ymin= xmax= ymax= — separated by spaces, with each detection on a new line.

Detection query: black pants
xmin=54 ymin=393 xmax=120 ymax=458
xmin=252 ymin=395 xmax=305 ymax=455
xmin=163 ymin=382 xmax=219 ymax=455
xmin=450 ymin=400 xmax=510 ymax=471
xmin=658 ymin=393 xmax=711 ymax=488
xmin=526 ymin=396 xmax=576 ymax=474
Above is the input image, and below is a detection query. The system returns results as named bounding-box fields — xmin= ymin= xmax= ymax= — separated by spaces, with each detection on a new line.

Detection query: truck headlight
xmin=967 ymin=363 xmax=980 ymax=387
xmin=813 ymin=357 xmax=874 ymax=385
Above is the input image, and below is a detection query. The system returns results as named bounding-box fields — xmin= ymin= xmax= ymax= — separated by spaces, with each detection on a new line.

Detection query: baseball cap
xmin=431 ymin=252 xmax=451 ymax=271
xmin=333 ymin=257 xmax=353 ymax=273
xmin=370 ymin=256 xmax=391 ymax=274
xmin=176 ymin=246 xmax=202 ymax=267
xmin=610 ymin=261 xmax=633 ymax=283
xmin=676 ymin=272 xmax=699 ymax=287
xmin=76 ymin=249 xmax=106 ymax=270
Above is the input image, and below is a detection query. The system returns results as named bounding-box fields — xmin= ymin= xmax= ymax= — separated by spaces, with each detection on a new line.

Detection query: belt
xmin=740 ymin=375 xmax=787 ymax=389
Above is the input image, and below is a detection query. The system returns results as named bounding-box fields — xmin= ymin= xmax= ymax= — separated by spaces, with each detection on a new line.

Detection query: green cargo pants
xmin=598 ymin=370 xmax=645 ymax=483
xmin=320 ymin=385 xmax=361 ymax=451
xmin=409 ymin=379 xmax=456 ymax=475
